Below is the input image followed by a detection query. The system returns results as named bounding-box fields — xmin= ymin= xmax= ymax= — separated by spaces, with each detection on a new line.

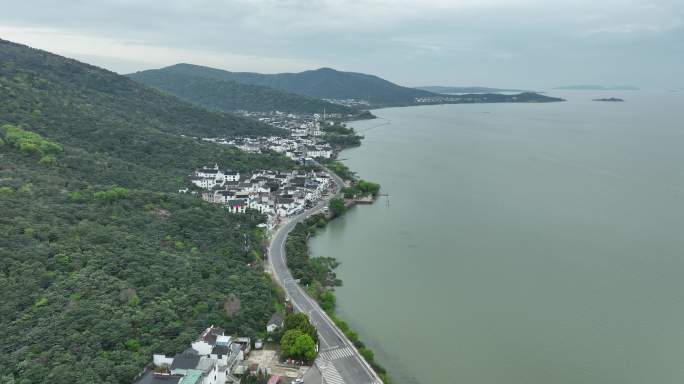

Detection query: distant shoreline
xmin=363 ymin=92 xmax=564 ymax=110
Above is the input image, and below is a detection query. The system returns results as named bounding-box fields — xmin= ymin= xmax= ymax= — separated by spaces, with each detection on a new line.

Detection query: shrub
xmin=1 ymin=124 xmax=63 ymax=157
xmin=93 ymin=187 xmax=130 ymax=202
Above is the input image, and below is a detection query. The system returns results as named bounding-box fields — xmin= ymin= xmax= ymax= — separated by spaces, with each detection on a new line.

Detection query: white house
xmin=266 ymin=313 xmax=284 ymax=333
xmin=196 ymin=164 xmax=221 ymax=179
xmin=306 ymin=147 xmax=333 ymax=159
xmin=222 ymin=170 xmax=240 ymax=182
xmin=226 ymin=199 xmax=247 ymax=214
xmin=190 ymin=177 xmax=218 ymax=190
xmin=134 ymin=325 xmax=248 ymax=384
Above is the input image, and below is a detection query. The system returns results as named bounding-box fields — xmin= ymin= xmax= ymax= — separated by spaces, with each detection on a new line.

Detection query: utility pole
xmin=378 ymin=193 xmax=390 ymax=207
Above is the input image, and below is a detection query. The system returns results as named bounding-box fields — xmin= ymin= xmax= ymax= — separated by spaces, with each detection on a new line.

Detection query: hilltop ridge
xmin=149 ymin=63 xmax=437 ymax=106
xmin=128 ymin=68 xmax=361 ymax=115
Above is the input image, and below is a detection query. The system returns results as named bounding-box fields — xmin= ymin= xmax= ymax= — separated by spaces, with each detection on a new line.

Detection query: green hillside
xmin=0 ymin=39 xmax=291 ymax=384
xmin=128 ymin=69 xmax=358 ymax=115
xmin=150 ymin=63 xmax=438 ymax=106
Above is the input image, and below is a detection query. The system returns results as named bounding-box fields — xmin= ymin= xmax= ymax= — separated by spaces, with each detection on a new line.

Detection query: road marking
xmin=319 ymin=346 xmax=354 ymax=361
xmin=316 ymin=359 xmax=345 ymax=384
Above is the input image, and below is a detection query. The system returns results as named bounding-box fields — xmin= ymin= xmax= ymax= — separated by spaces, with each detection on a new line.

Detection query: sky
xmin=0 ymin=0 xmax=682 ymax=89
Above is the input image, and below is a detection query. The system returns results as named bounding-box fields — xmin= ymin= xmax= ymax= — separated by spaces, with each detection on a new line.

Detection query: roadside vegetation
xmin=285 ymin=214 xmax=342 ymax=287
xmin=328 ymin=197 xmax=347 ymax=217
xmin=279 ymin=313 xmax=318 ymax=362
xmin=317 ymin=158 xmax=355 ymax=181
xmin=283 ymin=211 xmax=391 ymax=383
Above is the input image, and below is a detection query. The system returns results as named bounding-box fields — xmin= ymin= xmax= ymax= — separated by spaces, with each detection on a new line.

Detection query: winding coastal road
xmin=267 ymin=162 xmax=382 ymax=384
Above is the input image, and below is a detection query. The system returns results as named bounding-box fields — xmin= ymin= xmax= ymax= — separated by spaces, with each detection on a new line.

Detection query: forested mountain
xmin=0 ymin=39 xmax=290 ymax=383
xmin=148 ymin=63 xmax=437 ymax=106
xmin=128 ymin=69 xmax=358 ymax=115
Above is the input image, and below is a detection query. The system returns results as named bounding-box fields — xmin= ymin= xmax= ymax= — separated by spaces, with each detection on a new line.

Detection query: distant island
xmin=593 ymin=97 xmax=625 ymax=102
xmin=414 ymin=92 xmax=563 ymax=105
xmin=555 ymin=84 xmax=639 ymax=91
xmin=416 ymin=85 xmax=532 ymax=94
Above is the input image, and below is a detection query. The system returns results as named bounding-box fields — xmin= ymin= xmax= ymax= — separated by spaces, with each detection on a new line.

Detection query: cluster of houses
xmin=203 ymin=111 xmax=339 ymax=161
xmin=414 ymin=95 xmax=492 ymax=103
xmin=187 ymin=164 xmax=334 ymax=220
xmin=132 ymin=326 xmax=251 ymax=384
xmin=204 ymin=136 xmax=333 ymax=161
xmin=322 ymin=98 xmax=371 ymax=108
xmin=235 ymin=110 xmax=348 ymax=130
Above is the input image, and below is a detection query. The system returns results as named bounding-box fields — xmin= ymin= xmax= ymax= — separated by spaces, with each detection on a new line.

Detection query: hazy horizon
xmin=1 ymin=0 xmax=682 ymax=90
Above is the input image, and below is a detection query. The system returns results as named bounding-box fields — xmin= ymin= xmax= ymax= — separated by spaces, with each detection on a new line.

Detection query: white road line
xmin=317 ymin=360 xmax=345 ymax=384
xmin=319 ymin=347 xmax=354 ymax=361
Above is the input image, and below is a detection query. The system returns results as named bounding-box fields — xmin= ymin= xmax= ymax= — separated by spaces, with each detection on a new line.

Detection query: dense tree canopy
xmin=283 ymin=312 xmax=317 ymax=342
xmin=328 ymin=198 xmax=347 ymax=218
xmin=280 ymin=313 xmax=318 ymax=362
xmin=280 ymin=330 xmax=316 ymax=362
xmin=0 ymin=39 xmax=294 ymax=191
xmin=0 ymin=39 xmax=289 ymax=384
xmin=129 ymin=70 xmax=359 ymax=115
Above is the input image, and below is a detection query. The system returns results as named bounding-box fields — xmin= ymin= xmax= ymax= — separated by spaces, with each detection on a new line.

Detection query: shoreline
xmin=266 ymin=154 xmax=387 ymax=383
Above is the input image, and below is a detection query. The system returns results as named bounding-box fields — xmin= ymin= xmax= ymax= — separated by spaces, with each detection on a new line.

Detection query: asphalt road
xmin=267 ymin=163 xmax=382 ymax=384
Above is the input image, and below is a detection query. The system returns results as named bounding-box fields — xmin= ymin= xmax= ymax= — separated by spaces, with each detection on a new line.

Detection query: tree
xmin=355 ymin=180 xmax=380 ymax=197
xmin=283 ymin=313 xmax=317 ymax=342
xmin=280 ymin=329 xmax=303 ymax=357
xmin=328 ymin=198 xmax=346 ymax=218
xmin=341 ymin=187 xmax=355 ymax=199
xmin=291 ymin=333 xmax=317 ymax=362
xmin=280 ymin=330 xmax=316 ymax=362
xmin=284 ymin=312 xmax=309 ymax=331
xmin=318 ymin=290 xmax=336 ymax=313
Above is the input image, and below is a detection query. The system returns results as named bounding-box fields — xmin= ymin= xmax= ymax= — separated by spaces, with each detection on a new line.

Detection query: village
xmin=132 ymin=314 xmax=311 ymax=384
xmin=185 ymin=165 xmax=334 ymax=228
xmin=182 ymin=111 xmax=366 ymax=228
xmin=203 ymin=111 xmax=340 ymax=161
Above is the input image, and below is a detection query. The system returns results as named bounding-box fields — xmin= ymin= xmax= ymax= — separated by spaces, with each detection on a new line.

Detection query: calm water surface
xmin=309 ymin=91 xmax=684 ymax=384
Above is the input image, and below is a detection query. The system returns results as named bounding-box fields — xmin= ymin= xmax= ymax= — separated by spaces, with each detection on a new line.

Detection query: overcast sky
xmin=1 ymin=0 xmax=682 ymax=89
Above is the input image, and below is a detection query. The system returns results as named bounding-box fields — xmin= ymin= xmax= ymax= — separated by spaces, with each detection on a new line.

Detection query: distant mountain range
xmin=415 ymin=86 xmax=531 ymax=94
xmin=130 ymin=64 xmax=563 ymax=108
xmin=128 ymin=68 xmax=359 ymax=115
xmin=554 ymin=85 xmax=639 ymax=91
xmin=143 ymin=64 xmax=436 ymax=106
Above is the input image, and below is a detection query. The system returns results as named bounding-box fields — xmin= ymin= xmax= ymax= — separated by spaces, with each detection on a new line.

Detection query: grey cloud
xmin=0 ymin=0 xmax=682 ymax=88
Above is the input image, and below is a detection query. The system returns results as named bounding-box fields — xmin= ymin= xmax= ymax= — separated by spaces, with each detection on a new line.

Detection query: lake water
xmin=309 ymin=91 xmax=684 ymax=384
